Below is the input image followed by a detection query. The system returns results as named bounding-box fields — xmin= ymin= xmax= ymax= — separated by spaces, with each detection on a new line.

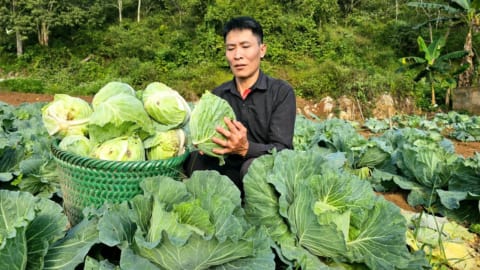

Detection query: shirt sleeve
xmin=245 ymin=84 xmax=296 ymax=158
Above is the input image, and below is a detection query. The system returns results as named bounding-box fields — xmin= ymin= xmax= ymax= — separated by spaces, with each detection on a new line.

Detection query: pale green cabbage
xmin=91 ymin=81 xmax=136 ymax=110
xmin=144 ymin=128 xmax=186 ymax=160
xmin=88 ymin=93 xmax=154 ymax=144
xmin=41 ymin=94 xmax=92 ymax=137
xmin=59 ymin=134 xmax=92 ymax=157
xmin=142 ymin=82 xmax=190 ymax=128
xmin=91 ymin=135 xmax=145 ymax=161
xmin=189 ymin=91 xmax=235 ymax=165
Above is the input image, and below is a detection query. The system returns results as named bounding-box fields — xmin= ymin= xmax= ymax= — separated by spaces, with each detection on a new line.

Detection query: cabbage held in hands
xmin=92 ymin=135 xmax=145 ymax=161
xmin=142 ymin=82 xmax=191 ymax=128
xmin=42 ymin=94 xmax=92 ymax=137
xmin=189 ymin=91 xmax=235 ymax=165
xmin=144 ymin=128 xmax=186 ymax=160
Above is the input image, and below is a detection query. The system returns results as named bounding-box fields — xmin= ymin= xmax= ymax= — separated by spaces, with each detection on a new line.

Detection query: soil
xmin=0 ymin=91 xmax=93 ymax=105
xmin=1 ymin=91 xmax=479 ymax=213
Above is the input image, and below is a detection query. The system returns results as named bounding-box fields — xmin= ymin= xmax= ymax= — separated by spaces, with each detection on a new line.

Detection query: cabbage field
xmin=0 ymin=83 xmax=479 ymax=270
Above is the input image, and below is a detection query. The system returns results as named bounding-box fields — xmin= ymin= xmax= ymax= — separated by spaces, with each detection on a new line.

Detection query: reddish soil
xmin=2 ymin=91 xmax=479 ymax=213
xmin=0 ymin=91 xmax=93 ymax=105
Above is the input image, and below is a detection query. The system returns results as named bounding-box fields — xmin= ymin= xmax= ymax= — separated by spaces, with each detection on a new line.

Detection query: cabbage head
xmin=42 ymin=94 xmax=92 ymax=137
xmin=59 ymin=134 xmax=92 ymax=157
xmin=142 ymin=82 xmax=190 ymax=128
xmin=189 ymin=91 xmax=235 ymax=165
xmin=92 ymin=135 xmax=145 ymax=161
xmin=91 ymin=81 xmax=136 ymax=110
xmin=243 ymin=150 xmax=420 ymax=269
xmin=144 ymin=128 xmax=186 ymax=160
xmin=88 ymin=93 xmax=155 ymax=144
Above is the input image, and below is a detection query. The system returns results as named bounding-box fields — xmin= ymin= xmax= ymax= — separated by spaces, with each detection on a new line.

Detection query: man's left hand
xmin=212 ymin=117 xmax=249 ymax=157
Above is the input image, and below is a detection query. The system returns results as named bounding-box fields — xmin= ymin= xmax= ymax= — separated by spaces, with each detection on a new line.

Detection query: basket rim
xmin=51 ymin=140 xmax=189 ymax=171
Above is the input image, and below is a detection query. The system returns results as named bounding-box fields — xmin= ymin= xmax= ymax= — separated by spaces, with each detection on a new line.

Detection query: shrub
xmin=0 ymin=78 xmax=45 ymax=93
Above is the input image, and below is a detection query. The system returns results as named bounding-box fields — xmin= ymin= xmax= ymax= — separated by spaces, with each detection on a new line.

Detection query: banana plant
xmin=408 ymin=0 xmax=480 ymax=87
xmin=398 ymin=35 xmax=468 ymax=105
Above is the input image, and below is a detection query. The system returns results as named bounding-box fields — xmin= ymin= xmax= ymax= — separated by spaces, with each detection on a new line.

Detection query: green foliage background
xmin=0 ymin=0 xmax=475 ymax=113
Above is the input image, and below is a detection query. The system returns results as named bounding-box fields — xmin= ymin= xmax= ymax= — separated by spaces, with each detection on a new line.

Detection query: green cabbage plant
xmin=41 ymin=94 xmax=92 ymax=137
xmin=189 ymin=91 xmax=235 ymax=165
xmin=91 ymin=135 xmax=145 ymax=161
xmin=144 ymin=128 xmax=186 ymax=160
xmin=142 ymin=82 xmax=191 ymax=128
xmin=243 ymin=149 xmax=428 ymax=270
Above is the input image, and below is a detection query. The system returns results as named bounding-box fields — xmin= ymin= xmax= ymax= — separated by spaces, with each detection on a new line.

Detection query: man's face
xmin=225 ymin=29 xmax=266 ymax=81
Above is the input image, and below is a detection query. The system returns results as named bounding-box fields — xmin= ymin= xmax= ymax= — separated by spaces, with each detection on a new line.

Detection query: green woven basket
xmin=51 ymin=142 xmax=189 ymax=226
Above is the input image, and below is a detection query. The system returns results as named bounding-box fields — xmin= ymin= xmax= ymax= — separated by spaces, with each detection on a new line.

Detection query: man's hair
xmin=223 ymin=16 xmax=263 ymax=44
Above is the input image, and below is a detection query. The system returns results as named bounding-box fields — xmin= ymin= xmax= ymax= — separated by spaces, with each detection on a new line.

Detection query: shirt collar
xmin=221 ymin=70 xmax=268 ymax=95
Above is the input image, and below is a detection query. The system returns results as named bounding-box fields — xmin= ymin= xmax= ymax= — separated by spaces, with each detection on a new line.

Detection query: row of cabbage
xmin=363 ymin=112 xmax=480 ymax=142
xmin=294 ymin=115 xmax=480 ymax=268
xmin=294 ymin=115 xmax=480 ymax=230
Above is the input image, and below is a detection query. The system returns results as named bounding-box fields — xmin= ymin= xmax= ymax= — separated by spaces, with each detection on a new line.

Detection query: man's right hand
xmin=212 ymin=117 xmax=249 ymax=157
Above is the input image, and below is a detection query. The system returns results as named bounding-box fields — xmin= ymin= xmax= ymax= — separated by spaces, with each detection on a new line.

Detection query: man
xmin=184 ymin=16 xmax=296 ymax=192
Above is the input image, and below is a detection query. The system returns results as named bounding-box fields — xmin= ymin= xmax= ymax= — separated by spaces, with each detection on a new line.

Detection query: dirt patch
xmin=0 ymin=92 xmax=92 ymax=105
xmin=453 ymin=141 xmax=480 ymax=158
xmin=379 ymin=192 xmax=423 ymax=212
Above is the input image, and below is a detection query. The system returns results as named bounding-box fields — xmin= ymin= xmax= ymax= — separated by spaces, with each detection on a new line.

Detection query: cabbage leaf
xmin=0 ymin=190 xmax=71 ymax=270
xmin=91 ymin=81 xmax=136 ymax=110
xmin=88 ymin=93 xmax=154 ymax=144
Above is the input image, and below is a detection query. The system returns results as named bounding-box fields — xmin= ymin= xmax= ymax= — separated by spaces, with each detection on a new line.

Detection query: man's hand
xmin=212 ymin=117 xmax=249 ymax=157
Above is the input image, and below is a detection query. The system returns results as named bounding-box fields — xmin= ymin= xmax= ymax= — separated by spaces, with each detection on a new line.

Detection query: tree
xmin=338 ymin=0 xmax=363 ymax=14
xmin=291 ymin=0 xmax=339 ymax=28
xmin=0 ymin=0 xmax=33 ymax=56
xmin=399 ymin=35 xmax=468 ymax=105
xmin=117 ymin=0 xmax=123 ymax=23
xmin=137 ymin=0 xmax=140 ymax=22
xmin=407 ymin=0 xmax=480 ymax=87
xmin=0 ymin=0 xmax=105 ymax=54
xmin=136 ymin=0 xmax=160 ymax=18
xmin=451 ymin=0 xmax=480 ymax=87
xmin=30 ymin=0 xmax=58 ymax=46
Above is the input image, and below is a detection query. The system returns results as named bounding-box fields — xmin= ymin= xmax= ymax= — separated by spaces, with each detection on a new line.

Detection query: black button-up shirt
xmin=212 ymin=70 xmax=296 ymax=159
